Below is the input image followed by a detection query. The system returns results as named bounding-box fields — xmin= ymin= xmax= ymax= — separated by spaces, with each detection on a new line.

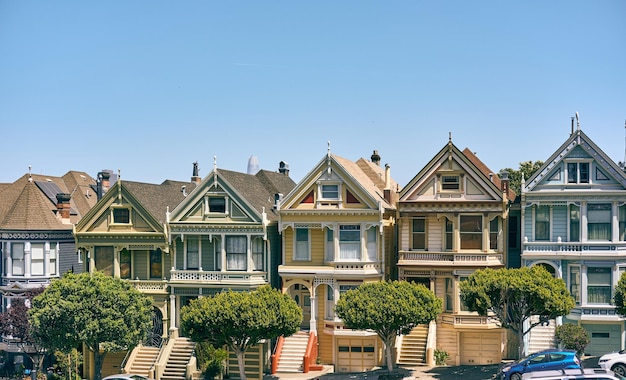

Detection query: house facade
xmin=397 ymin=137 xmax=514 ymax=366
xmin=276 ymin=148 xmax=397 ymax=373
xmin=0 ymin=170 xmax=98 ymax=372
xmin=521 ymin=124 xmax=626 ymax=356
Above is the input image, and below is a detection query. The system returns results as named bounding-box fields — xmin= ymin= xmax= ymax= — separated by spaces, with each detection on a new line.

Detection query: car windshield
xmin=129 ymin=376 xmax=147 ymax=380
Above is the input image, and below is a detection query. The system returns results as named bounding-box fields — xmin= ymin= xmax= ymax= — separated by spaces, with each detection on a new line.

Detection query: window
xmin=295 ymin=228 xmax=310 ymax=260
xmin=251 ymin=237 xmax=264 ymax=271
xmin=569 ymin=266 xmax=580 ymax=305
xmin=208 ymin=197 xmax=226 ymax=213
xmin=535 ymin=205 xmax=550 ymax=241
xmin=120 ymin=249 xmax=131 ymax=279
xmin=459 ymin=276 xmax=470 ymax=311
xmin=445 ymin=278 xmax=453 ymax=312
xmin=621 ymin=205 xmax=626 ymax=241
xmin=441 ymin=175 xmax=460 ymax=190
xmin=49 ymin=243 xmax=57 ymax=276
xmin=489 ymin=218 xmax=499 ymax=250
xmin=186 ymin=236 xmax=199 ymax=269
xmin=412 ymin=218 xmax=426 ymax=250
xmin=339 ymin=284 xmax=359 ymax=297
xmin=150 ymin=249 xmax=162 ymax=278
xmin=321 ymin=184 xmax=339 ymax=200
xmin=226 ymin=236 xmax=247 ymax=271
xmin=460 ymin=215 xmax=482 ymax=250
xmin=325 ymin=228 xmax=334 ymax=262
xmin=445 ymin=218 xmax=453 ymax=251
xmin=31 ymin=243 xmax=44 ymax=276
xmin=570 ymin=204 xmax=580 ymax=242
xmin=588 ymin=203 xmax=611 ymax=241
xmin=366 ymin=226 xmax=377 ymax=261
xmin=112 ymin=208 xmax=130 ymax=224
xmin=339 ymin=225 xmax=360 ymax=260
xmin=11 ymin=243 xmax=25 ymax=275
xmin=587 ymin=267 xmax=611 ymax=304
xmin=567 ymin=162 xmax=590 ymax=184
xmin=94 ymin=246 xmax=114 ymax=276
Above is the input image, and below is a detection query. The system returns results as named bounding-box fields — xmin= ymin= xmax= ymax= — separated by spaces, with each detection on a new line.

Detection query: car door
xmin=525 ymin=353 xmax=550 ymax=372
xmin=545 ymin=353 xmax=568 ymax=370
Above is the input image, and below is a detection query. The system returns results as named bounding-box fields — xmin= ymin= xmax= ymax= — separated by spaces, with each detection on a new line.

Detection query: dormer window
xmin=317 ymin=182 xmax=342 ymax=208
xmin=321 ymin=184 xmax=339 ymax=200
xmin=209 ymin=197 xmax=226 ymax=213
xmin=441 ymin=175 xmax=460 ymax=190
xmin=112 ymin=208 xmax=130 ymax=224
xmin=567 ymin=162 xmax=590 ymax=184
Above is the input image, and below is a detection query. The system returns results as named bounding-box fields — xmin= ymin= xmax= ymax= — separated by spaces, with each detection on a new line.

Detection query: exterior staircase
xmin=160 ymin=338 xmax=196 ymax=380
xmin=275 ymin=331 xmax=309 ymax=373
xmin=527 ymin=316 xmax=556 ymax=354
xmin=397 ymin=324 xmax=428 ymax=366
xmin=126 ymin=345 xmax=160 ymax=377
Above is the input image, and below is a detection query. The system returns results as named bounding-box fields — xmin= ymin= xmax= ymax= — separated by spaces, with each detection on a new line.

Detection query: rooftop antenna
xmin=623 ymin=120 xmax=626 ymax=169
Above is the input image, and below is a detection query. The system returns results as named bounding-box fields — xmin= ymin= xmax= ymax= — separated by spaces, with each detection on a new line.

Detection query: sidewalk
xmin=264 ymin=365 xmax=442 ymax=380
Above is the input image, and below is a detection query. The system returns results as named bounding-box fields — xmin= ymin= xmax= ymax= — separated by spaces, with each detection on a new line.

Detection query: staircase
xmin=126 ymin=345 xmax=160 ymax=377
xmin=397 ymin=324 xmax=428 ymax=366
xmin=528 ymin=316 xmax=556 ymax=354
xmin=275 ymin=331 xmax=309 ymax=373
xmin=160 ymin=338 xmax=196 ymax=380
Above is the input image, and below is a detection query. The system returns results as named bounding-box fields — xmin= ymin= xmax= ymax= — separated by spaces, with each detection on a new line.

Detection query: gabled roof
xmin=280 ymin=151 xmax=396 ymax=211
xmin=399 ymin=139 xmax=508 ymax=202
xmin=0 ymin=171 xmax=97 ymax=231
xmin=524 ymin=128 xmax=626 ymax=192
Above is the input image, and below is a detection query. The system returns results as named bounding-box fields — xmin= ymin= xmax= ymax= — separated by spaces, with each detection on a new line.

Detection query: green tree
xmin=180 ymin=285 xmax=301 ymax=380
xmin=334 ymin=281 xmax=442 ymax=372
xmin=500 ymin=160 xmax=544 ymax=195
xmin=613 ymin=271 xmax=626 ymax=316
xmin=28 ymin=272 xmax=153 ymax=380
xmin=555 ymin=323 xmax=590 ymax=356
xmin=460 ymin=266 xmax=575 ymax=358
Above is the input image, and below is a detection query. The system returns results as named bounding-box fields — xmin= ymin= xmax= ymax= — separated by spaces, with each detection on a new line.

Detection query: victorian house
xmin=521 ymin=121 xmax=626 ymax=356
xmin=275 ymin=148 xmax=397 ymax=374
xmin=397 ymin=136 xmax=514 ymax=366
xmin=166 ymin=160 xmax=295 ymax=380
xmin=0 ymin=169 xmax=98 ymax=371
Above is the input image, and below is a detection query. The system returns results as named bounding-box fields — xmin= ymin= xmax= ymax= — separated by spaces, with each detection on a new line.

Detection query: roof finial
xmin=213 ymin=155 xmax=217 ymax=171
xmin=449 ymin=132 xmax=452 ymax=142
xmin=576 ymin=112 xmax=580 ymax=130
xmin=327 ymin=141 xmax=331 ymax=157
xmin=28 ymin=165 xmax=32 ymax=182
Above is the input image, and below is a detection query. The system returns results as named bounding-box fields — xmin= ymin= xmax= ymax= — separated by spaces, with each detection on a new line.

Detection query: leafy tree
xmin=460 ymin=266 xmax=575 ymax=358
xmin=194 ymin=342 xmax=227 ymax=380
xmin=180 ymin=285 xmax=301 ymax=380
xmin=555 ymin=323 xmax=590 ymax=356
xmin=613 ymin=271 xmax=626 ymax=316
xmin=29 ymin=272 xmax=153 ymax=380
xmin=0 ymin=287 xmax=46 ymax=377
xmin=500 ymin=160 xmax=544 ymax=195
xmin=334 ymin=280 xmax=442 ymax=372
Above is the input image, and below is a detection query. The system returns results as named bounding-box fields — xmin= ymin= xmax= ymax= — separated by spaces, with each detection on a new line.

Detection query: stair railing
xmin=154 ymin=337 xmax=176 ymax=380
xmin=270 ymin=336 xmax=285 ymax=374
xmin=303 ymin=332 xmax=321 ymax=373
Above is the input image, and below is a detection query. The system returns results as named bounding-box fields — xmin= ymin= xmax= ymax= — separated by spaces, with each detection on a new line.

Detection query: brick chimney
xmin=56 ymin=193 xmax=71 ymax=223
xmin=371 ymin=150 xmax=381 ymax=166
xmin=383 ymin=164 xmax=393 ymax=204
xmin=191 ymin=161 xmax=201 ymax=184
xmin=278 ymin=161 xmax=289 ymax=177
xmin=500 ymin=171 xmax=510 ymax=201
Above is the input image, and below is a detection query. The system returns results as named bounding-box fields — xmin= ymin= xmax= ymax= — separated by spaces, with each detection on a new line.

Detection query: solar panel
xmin=34 ymin=181 xmax=77 ymax=215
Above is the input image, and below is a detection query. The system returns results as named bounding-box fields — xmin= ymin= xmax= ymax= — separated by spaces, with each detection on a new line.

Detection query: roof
xmin=334 ymin=154 xmax=396 ymax=210
xmin=121 ymin=179 xmax=198 ymax=224
xmin=462 ymin=148 xmax=517 ymax=201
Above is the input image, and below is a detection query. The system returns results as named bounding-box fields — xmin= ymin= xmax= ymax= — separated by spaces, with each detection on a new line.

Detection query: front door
xmin=292 ymin=284 xmax=311 ymax=329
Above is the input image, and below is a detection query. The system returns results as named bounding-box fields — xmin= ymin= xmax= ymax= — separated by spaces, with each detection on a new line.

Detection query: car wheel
xmin=613 ymin=364 xmax=626 ymax=377
xmin=510 ymin=372 xmax=522 ymax=380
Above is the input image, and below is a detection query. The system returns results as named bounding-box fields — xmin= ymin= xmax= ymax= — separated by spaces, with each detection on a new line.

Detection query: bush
xmin=195 ymin=341 xmax=228 ymax=380
xmin=555 ymin=323 xmax=590 ymax=356
xmin=434 ymin=349 xmax=449 ymax=366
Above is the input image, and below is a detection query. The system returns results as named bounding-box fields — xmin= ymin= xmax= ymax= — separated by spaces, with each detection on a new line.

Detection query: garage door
xmin=336 ymin=337 xmax=377 ymax=373
xmin=460 ymin=331 xmax=502 ymax=365
xmin=583 ymin=323 xmax=621 ymax=356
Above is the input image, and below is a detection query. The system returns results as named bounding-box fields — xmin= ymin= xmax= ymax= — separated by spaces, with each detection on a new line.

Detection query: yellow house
xmin=276 ymin=148 xmax=397 ymax=373
xmin=397 ymin=136 xmax=515 ymax=366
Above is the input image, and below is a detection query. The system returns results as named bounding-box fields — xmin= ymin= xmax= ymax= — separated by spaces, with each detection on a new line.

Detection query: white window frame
xmin=339 ymin=224 xmax=361 ymax=261
xmin=111 ymin=206 xmax=131 ymax=225
xmin=11 ymin=242 xmax=25 ymax=276
xmin=566 ymin=160 xmax=591 ymax=184
xmin=31 ymin=243 xmax=45 ymax=276
xmin=294 ymin=228 xmax=310 ymax=261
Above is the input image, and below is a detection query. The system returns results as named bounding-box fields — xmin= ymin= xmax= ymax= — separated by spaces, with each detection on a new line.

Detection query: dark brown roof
xmin=462 ymin=148 xmax=517 ymax=201
xmin=122 ymin=179 xmax=198 ymax=224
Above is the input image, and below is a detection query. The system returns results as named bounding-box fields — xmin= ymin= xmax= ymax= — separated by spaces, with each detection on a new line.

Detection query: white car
xmin=599 ymin=350 xmax=626 ymax=377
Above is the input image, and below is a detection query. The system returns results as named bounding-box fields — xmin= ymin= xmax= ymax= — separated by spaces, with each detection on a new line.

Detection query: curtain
xmin=226 ymin=236 xmax=247 ymax=270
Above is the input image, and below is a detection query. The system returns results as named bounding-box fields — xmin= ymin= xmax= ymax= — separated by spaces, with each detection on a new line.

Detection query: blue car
xmin=498 ymin=349 xmax=582 ymax=380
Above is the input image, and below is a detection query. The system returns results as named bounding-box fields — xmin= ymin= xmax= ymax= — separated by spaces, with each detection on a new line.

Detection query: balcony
xmin=522 ymin=241 xmax=626 ymax=259
xmin=567 ymin=305 xmax=624 ymax=321
xmin=439 ymin=313 xmax=499 ymax=328
xmin=128 ymin=279 xmax=169 ymax=294
xmin=169 ymin=269 xmax=268 ymax=286
xmin=398 ymin=251 xmax=504 ymax=267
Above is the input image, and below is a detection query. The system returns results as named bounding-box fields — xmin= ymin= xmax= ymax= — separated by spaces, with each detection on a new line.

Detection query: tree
xmin=459 ymin=266 xmax=575 ymax=358
xmin=613 ymin=271 xmax=626 ymax=316
xmin=334 ymin=281 xmax=442 ymax=372
xmin=500 ymin=160 xmax=544 ymax=195
xmin=180 ymin=285 xmax=301 ymax=380
xmin=0 ymin=287 xmax=46 ymax=378
xmin=28 ymin=272 xmax=153 ymax=380
xmin=555 ymin=323 xmax=590 ymax=356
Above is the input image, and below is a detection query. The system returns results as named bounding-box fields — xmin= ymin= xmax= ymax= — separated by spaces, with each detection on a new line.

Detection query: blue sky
xmin=1 ymin=1 xmax=625 ymax=188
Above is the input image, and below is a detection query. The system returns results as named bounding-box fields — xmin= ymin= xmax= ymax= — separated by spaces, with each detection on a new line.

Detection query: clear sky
xmin=1 ymin=1 xmax=625 ymax=188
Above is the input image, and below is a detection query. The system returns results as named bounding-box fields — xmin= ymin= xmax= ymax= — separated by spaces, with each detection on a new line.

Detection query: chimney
xmin=56 ymin=193 xmax=71 ymax=223
xmin=274 ymin=193 xmax=283 ymax=209
xmin=100 ymin=171 xmax=111 ymax=192
xmin=500 ymin=171 xmax=510 ymax=199
xmin=383 ymin=163 xmax=392 ymax=203
xmin=371 ymin=150 xmax=381 ymax=166
xmin=191 ymin=161 xmax=201 ymax=184
xmin=278 ymin=161 xmax=289 ymax=176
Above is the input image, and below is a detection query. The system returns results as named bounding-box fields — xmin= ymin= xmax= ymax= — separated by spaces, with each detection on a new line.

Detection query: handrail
xmin=270 ymin=336 xmax=285 ymax=374
xmin=303 ymin=332 xmax=319 ymax=373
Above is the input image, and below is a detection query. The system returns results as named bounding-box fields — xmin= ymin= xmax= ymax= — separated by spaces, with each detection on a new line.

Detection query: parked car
xmin=102 ymin=375 xmax=153 ymax=380
xmin=498 ymin=349 xmax=582 ymax=380
xmin=599 ymin=350 xmax=626 ymax=377
xmin=522 ymin=368 xmax=626 ymax=380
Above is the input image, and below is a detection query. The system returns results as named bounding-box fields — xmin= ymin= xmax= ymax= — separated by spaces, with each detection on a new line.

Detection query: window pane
xmin=587 ymin=267 xmax=611 ymax=304
xmin=579 ymin=163 xmax=589 ymax=183
xmin=569 ymin=266 xmax=580 ymax=304
xmin=295 ymin=228 xmax=309 ymax=260
xmin=460 ymin=215 xmax=482 ymax=249
xmin=445 ymin=218 xmax=453 ymax=250
xmin=49 ymin=243 xmax=57 ymax=276
xmin=12 ymin=242 xmax=24 ymax=275
xmin=187 ymin=237 xmax=199 ymax=269
xmin=570 ymin=204 xmax=580 ymax=242
xmin=442 ymin=175 xmax=459 ymax=190
xmin=412 ymin=218 xmax=426 ymax=250
xmin=209 ymin=198 xmax=226 ymax=213
xmin=321 ymin=184 xmax=339 ymax=199
xmin=535 ymin=205 xmax=550 ymax=241
xmin=120 ymin=249 xmax=131 ymax=279
xmin=226 ymin=236 xmax=247 ymax=271
xmin=95 ymin=246 xmax=114 ymax=276
xmin=31 ymin=243 xmax=44 ymax=276
xmin=489 ymin=218 xmax=498 ymax=250
xmin=567 ymin=163 xmax=577 ymax=183
xmin=251 ymin=238 xmax=263 ymax=271
xmin=588 ymin=204 xmax=611 ymax=241
xmin=339 ymin=225 xmax=360 ymax=260
xmin=113 ymin=208 xmax=129 ymax=223
xmin=150 ymin=249 xmax=162 ymax=278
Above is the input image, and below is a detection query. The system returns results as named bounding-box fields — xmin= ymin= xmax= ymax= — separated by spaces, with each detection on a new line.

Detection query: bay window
xmin=120 ymin=248 xmax=131 ymax=279
xmin=569 ymin=204 xmax=580 ymax=242
xmin=587 ymin=267 xmax=611 ymax=304
xmin=31 ymin=243 xmax=44 ymax=276
xmin=588 ymin=203 xmax=611 ymax=241
xmin=339 ymin=225 xmax=360 ymax=260
xmin=460 ymin=215 xmax=482 ymax=249
xmin=325 ymin=228 xmax=334 ymax=262
xmin=186 ymin=236 xmax=199 ymax=269
xmin=620 ymin=204 xmax=626 ymax=241
xmin=412 ymin=218 xmax=426 ymax=250
xmin=535 ymin=205 xmax=550 ymax=241
xmin=445 ymin=218 xmax=453 ymax=251
xmin=489 ymin=218 xmax=498 ymax=250
xmin=226 ymin=236 xmax=247 ymax=271
xmin=569 ymin=266 xmax=580 ymax=305
xmin=295 ymin=228 xmax=310 ymax=261
xmin=251 ymin=237 xmax=264 ymax=271
xmin=49 ymin=243 xmax=57 ymax=276
xmin=150 ymin=249 xmax=162 ymax=278
xmin=94 ymin=246 xmax=114 ymax=276
xmin=12 ymin=243 xmax=24 ymax=276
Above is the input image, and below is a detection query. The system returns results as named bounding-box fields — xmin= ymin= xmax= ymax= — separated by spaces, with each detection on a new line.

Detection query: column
xmin=310 ymin=286 xmax=317 ymax=332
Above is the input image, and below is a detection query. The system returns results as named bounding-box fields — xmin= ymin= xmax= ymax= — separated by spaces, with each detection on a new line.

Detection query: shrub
xmin=434 ymin=348 xmax=449 ymax=366
xmin=555 ymin=323 xmax=590 ymax=356
xmin=195 ymin=341 xmax=228 ymax=380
